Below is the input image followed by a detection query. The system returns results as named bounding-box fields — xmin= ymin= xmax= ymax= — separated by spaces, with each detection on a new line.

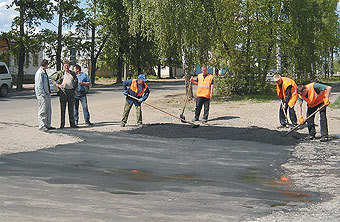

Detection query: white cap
xmin=273 ymin=74 xmax=281 ymax=82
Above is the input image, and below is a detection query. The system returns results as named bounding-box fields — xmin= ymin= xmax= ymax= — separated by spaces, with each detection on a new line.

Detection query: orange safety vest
xmin=197 ymin=73 xmax=213 ymax=98
xmin=276 ymin=77 xmax=298 ymax=108
xmin=299 ymin=82 xmax=325 ymax=107
xmin=129 ymin=79 xmax=148 ymax=97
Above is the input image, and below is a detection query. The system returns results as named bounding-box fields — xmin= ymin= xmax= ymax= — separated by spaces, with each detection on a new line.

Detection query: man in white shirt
xmin=52 ymin=60 xmax=78 ymax=128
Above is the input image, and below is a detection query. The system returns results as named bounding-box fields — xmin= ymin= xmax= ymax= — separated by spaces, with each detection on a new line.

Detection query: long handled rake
xmin=127 ymin=94 xmax=200 ymax=128
xmin=284 ymin=104 xmax=326 ymax=136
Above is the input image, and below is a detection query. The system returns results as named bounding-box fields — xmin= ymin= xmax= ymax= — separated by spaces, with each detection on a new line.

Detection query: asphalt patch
xmin=127 ymin=123 xmax=303 ymax=146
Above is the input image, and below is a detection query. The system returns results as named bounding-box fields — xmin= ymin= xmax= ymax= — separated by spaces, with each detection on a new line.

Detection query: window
xmin=33 ymin=53 xmax=39 ymax=66
xmin=25 ymin=54 xmax=30 ymax=68
xmin=0 ymin=65 xmax=8 ymax=74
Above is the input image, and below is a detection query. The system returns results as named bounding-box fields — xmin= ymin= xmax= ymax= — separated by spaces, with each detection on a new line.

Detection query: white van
xmin=0 ymin=62 xmax=12 ymax=97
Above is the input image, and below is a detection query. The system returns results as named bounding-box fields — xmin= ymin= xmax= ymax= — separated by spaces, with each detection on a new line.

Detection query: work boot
xmin=86 ymin=121 xmax=93 ymax=126
xmin=137 ymin=123 xmax=143 ymax=127
xmin=201 ymin=119 xmax=208 ymax=124
xmin=39 ymin=126 xmax=49 ymax=132
xmin=47 ymin=126 xmax=56 ymax=130
xmin=320 ymin=135 xmax=329 ymax=142
xmin=120 ymin=122 xmax=126 ymax=127
xmin=306 ymin=135 xmax=316 ymax=140
xmin=277 ymin=125 xmax=287 ymax=129
xmin=192 ymin=118 xmax=199 ymax=122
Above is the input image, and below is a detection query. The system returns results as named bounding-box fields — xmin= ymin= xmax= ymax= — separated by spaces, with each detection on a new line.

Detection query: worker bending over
xmin=296 ymin=82 xmax=332 ymax=142
xmin=273 ymin=74 xmax=298 ymax=128
xmin=120 ymin=74 xmax=150 ymax=127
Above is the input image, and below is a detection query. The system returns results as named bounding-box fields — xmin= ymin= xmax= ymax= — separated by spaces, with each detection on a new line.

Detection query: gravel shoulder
xmin=1 ymin=80 xmax=340 ymax=221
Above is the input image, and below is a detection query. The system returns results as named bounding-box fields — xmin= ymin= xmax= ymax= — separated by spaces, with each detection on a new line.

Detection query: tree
xmin=7 ymin=0 xmax=53 ymax=90
xmin=124 ymin=0 xmax=218 ymax=96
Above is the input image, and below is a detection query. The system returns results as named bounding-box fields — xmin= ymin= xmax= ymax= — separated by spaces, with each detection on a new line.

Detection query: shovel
xmin=180 ymin=83 xmax=191 ymax=122
xmin=284 ymin=104 xmax=326 ymax=136
xmin=127 ymin=94 xmax=200 ymax=128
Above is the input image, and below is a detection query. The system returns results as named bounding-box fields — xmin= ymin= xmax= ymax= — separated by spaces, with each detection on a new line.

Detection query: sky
xmin=1 ymin=1 xmax=340 ymax=33
xmin=0 ymin=0 xmax=86 ymax=33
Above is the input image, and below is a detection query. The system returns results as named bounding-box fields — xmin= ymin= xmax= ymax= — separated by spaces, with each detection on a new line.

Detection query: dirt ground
xmin=1 ymin=80 xmax=340 ymax=221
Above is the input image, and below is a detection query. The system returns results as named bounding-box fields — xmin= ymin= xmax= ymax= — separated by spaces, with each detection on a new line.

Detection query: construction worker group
xmin=35 ymin=58 xmax=332 ymax=142
xmin=273 ymin=74 xmax=332 ymax=142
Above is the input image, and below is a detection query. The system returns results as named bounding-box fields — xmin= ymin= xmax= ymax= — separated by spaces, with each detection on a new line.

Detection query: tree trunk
xmin=157 ymin=64 xmax=161 ymax=79
xmin=56 ymin=0 xmax=63 ymax=71
xmin=90 ymin=17 xmax=96 ymax=84
xmin=17 ymin=5 xmax=25 ymax=91
xmin=182 ymin=45 xmax=193 ymax=99
xmin=116 ymin=47 xmax=123 ymax=84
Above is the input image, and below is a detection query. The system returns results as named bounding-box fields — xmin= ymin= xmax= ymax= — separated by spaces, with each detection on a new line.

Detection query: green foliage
xmin=2 ymin=0 xmax=339 ymax=93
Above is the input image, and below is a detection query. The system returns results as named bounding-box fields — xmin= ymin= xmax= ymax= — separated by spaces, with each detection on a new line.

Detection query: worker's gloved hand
xmin=323 ymin=97 xmax=330 ymax=106
xmin=298 ymin=117 xmax=305 ymax=125
xmin=138 ymin=98 xmax=144 ymax=103
xmin=123 ymin=90 xmax=128 ymax=96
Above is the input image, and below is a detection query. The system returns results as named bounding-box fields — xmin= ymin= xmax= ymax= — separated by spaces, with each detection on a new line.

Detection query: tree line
xmin=1 ymin=0 xmax=339 ymax=94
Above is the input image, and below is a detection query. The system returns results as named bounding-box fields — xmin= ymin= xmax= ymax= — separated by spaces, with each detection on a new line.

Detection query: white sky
xmin=1 ymin=1 xmax=340 ymax=33
xmin=0 ymin=0 xmax=85 ymax=33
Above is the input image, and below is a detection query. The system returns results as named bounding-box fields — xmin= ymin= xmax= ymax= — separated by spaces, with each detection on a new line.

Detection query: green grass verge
xmin=330 ymin=96 xmax=340 ymax=109
xmin=214 ymin=86 xmax=277 ymax=103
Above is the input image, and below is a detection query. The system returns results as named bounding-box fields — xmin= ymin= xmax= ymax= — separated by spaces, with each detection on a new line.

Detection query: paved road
xmin=0 ymin=81 xmax=319 ymax=221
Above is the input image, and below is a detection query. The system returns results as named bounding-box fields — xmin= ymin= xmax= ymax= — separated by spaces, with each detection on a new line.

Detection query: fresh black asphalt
xmin=0 ymin=124 xmax=319 ymax=221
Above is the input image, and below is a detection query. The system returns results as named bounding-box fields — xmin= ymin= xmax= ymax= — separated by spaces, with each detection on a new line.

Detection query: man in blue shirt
xmin=73 ymin=64 xmax=93 ymax=126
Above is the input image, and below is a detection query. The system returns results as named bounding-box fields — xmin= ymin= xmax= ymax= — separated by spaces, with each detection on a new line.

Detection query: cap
xmin=273 ymin=74 xmax=281 ymax=82
xmin=137 ymin=74 xmax=147 ymax=82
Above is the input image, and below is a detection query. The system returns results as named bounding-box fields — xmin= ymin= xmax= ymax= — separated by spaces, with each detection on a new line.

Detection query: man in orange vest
xmin=190 ymin=65 xmax=214 ymax=123
xmin=273 ymin=74 xmax=298 ymax=128
xmin=297 ymin=82 xmax=332 ymax=142
xmin=120 ymin=74 xmax=150 ymax=127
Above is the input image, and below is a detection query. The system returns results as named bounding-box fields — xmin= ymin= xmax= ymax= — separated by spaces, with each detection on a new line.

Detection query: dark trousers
xmin=279 ymin=103 xmax=297 ymax=126
xmin=194 ymin=97 xmax=210 ymax=120
xmin=59 ymin=89 xmax=76 ymax=127
xmin=306 ymin=103 xmax=328 ymax=137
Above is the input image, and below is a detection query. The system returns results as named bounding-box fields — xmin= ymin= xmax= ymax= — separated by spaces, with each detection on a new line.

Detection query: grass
xmin=319 ymin=76 xmax=340 ymax=83
xmin=330 ymin=96 xmax=340 ymax=109
xmin=230 ymin=93 xmax=277 ymax=102
xmin=214 ymin=86 xmax=277 ymax=103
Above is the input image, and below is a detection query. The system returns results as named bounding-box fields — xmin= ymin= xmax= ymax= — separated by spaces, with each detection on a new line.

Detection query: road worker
xmin=296 ymin=82 xmax=332 ymax=142
xmin=273 ymin=74 xmax=298 ymax=128
xmin=120 ymin=74 xmax=150 ymax=127
xmin=190 ymin=65 xmax=214 ymax=124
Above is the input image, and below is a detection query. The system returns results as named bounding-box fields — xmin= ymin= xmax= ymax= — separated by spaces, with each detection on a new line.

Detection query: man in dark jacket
xmin=52 ymin=60 xmax=78 ymax=128
xmin=120 ymin=74 xmax=150 ymax=127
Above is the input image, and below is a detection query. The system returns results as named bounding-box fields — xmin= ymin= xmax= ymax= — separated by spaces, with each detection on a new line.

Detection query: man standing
xmin=34 ymin=59 xmax=55 ymax=132
xmin=273 ymin=74 xmax=298 ymax=128
xmin=52 ymin=60 xmax=78 ymax=128
xmin=297 ymin=82 xmax=332 ymax=142
xmin=190 ymin=65 xmax=214 ymax=123
xmin=73 ymin=64 xmax=93 ymax=126
xmin=120 ymin=74 xmax=150 ymax=127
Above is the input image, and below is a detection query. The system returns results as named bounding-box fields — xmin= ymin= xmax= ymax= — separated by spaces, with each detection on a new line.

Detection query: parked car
xmin=0 ymin=62 xmax=12 ymax=97
xmin=48 ymin=72 xmax=58 ymax=95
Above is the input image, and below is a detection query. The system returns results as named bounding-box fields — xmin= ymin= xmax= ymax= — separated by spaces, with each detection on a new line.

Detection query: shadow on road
xmin=127 ymin=123 xmax=305 ymax=146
